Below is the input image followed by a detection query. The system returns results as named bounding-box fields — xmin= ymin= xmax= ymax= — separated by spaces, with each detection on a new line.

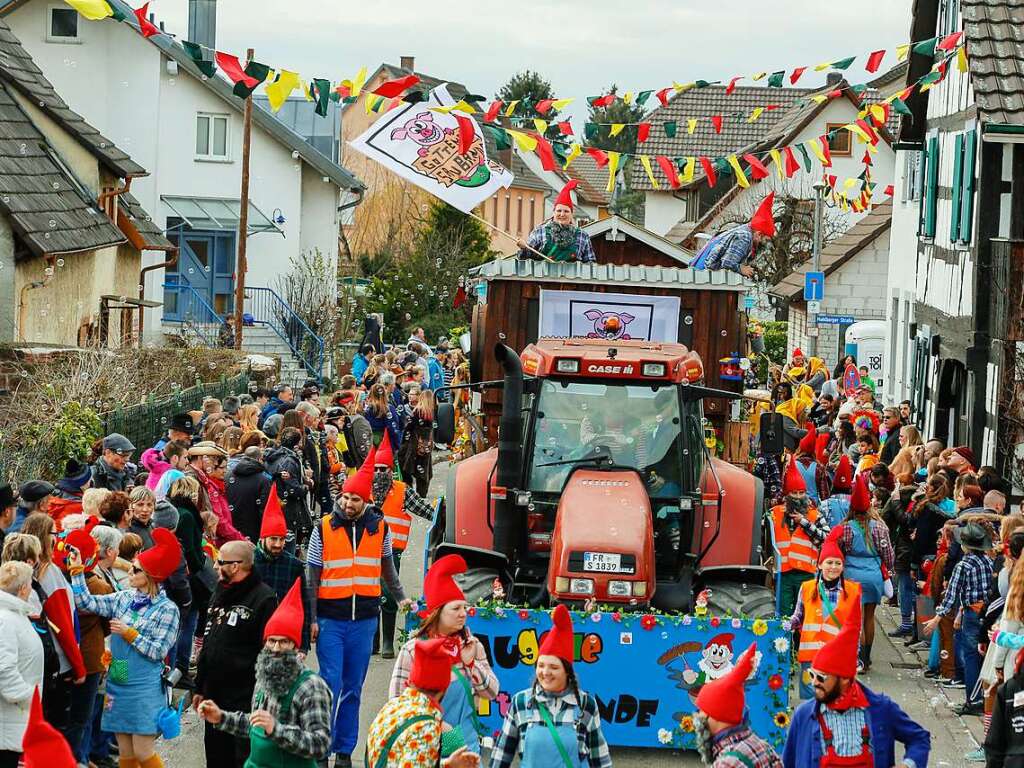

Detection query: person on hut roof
xmin=517 ymin=180 xmax=596 ymax=263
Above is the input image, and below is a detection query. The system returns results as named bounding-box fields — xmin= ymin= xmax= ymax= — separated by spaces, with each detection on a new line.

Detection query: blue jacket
xmin=783 ymin=684 xmax=930 ymax=768
xmin=426 ymin=357 xmax=445 ymax=392
xmin=258 ymin=397 xmax=284 ymax=428
xmin=351 ymin=354 xmax=368 ymax=385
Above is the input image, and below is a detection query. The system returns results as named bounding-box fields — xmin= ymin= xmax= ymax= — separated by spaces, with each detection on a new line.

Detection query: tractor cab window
xmin=529 ymin=380 xmax=684 ymax=496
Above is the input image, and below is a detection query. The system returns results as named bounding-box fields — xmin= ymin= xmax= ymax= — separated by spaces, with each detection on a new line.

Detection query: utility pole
xmin=233 ymin=47 xmax=254 ymax=350
xmin=809 ymin=181 xmax=827 ymax=358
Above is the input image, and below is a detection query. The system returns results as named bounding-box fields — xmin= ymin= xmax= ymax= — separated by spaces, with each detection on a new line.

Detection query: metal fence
xmin=101 ymin=371 xmax=251 ymax=452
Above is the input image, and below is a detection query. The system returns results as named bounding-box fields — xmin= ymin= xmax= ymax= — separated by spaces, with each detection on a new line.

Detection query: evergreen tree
xmin=587 ymin=84 xmax=647 ymax=154
xmin=497 ymin=70 xmax=559 ymax=119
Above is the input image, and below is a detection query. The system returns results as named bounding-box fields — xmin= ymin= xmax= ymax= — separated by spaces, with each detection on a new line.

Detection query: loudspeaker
xmin=760 ymin=412 xmax=785 ymax=455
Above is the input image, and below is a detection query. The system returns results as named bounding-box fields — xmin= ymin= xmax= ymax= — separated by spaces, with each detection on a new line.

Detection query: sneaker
xmin=924 ymin=669 xmax=941 ymax=679
xmin=965 ymin=747 xmax=986 ymax=762
xmin=955 ymin=701 xmax=984 ymax=716
xmin=906 ymin=640 xmax=930 ymax=651
xmin=888 ymin=625 xmax=913 ymax=637
xmin=943 ymin=679 xmax=966 ymax=690
xmin=857 ymin=659 xmax=865 ymax=673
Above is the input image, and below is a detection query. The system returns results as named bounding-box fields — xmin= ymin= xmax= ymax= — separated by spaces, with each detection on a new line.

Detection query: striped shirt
xmin=712 ymin=722 xmax=783 ymax=767
xmin=818 ymin=704 xmax=870 ymax=760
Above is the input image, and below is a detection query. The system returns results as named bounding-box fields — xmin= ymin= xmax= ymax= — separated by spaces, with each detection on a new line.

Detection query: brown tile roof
xmin=563 ymin=153 xmax=611 ymax=206
xmin=119 ymin=191 xmax=174 ymax=251
xmin=769 ymin=200 xmax=892 ymax=299
xmin=961 ymin=0 xmax=1024 ymax=124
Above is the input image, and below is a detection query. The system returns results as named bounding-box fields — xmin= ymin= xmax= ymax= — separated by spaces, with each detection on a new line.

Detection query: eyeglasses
xmin=264 ymin=638 xmax=294 ymax=650
xmin=808 ymin=670 xmax=830 ymax=684
xmin=216 ymin=559 xmax=242 ymax=567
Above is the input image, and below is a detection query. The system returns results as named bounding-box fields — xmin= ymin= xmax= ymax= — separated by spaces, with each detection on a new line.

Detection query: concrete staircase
xmin=237 ymin=325 xmax=311 ymax=388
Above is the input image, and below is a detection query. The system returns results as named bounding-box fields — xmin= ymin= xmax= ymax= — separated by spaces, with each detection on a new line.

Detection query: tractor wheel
xmin=704 ymin=580 xmax=776 ymax=620
xmin=455 ymin=567 xmax=503 ymax=605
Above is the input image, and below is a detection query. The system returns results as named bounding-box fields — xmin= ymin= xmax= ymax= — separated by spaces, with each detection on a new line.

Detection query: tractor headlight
xmin=608 ymin=580 xmax=632 ymax=597
xmin=642 ymin=362 xmax=666 ymax=377
xmin=569 ymin=578 xmax=594 ymax=594
xmin=556 ymin=358 xmax=580 ymax=374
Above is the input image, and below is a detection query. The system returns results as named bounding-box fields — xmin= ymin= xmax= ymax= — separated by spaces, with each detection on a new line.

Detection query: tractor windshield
xmin=528 ymin=379 xmax=687 ymax=495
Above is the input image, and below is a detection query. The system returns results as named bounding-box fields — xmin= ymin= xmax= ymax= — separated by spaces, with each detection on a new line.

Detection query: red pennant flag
xmin=711 ymin=115 xmax=723 ymax=133
xmin=452 ymin=284 xmax=467 ymax=309
xmin=656 ymin=156 xmax=681 ymax=189
xmin=784 ymin=146 xmax=800 ymax=178
xmin=533 ymin=134 xmax=556 ymax=171
xmin=856 ymin=118 xmax=880 ymax=145
xmin=790 ymin=67 xmax=808 ymax=85
xmin=765 ymin=104 xmax=781 ymax=111
xmin=637 ymin=123 xmax=651 ymax=143
xmin=534 ymin=99 xmax=555 ymax=115
xmin=372 ymin=74 xmax=420 ymax=98
xmin=862 ymin=150 xmax=873 ymax=166
xmin=726 ymin=76 xmax=742 ymax=95
xmin=215 ymin=52 xmax=260 ymax=90
xmin=656 ymin=87 xmax=672 ymax=107
xmin=454 ymin=115 xmax=474 ymax=156
xmin=865 ymin=50 xmax=886 ymax=74
xmin=557 ymin=121 xmax=573 ymax=136
xmin=938 ymin=31 xmax=964 ymax=51
xmin=591 ymin=93 xmax=615 ymax=108
xmin=743 ymin=153 xmax=770 ymax=180
xmin=134 ymin=2 xmax=161 ymax=37
xmin=884 ymin=184 xmax=895 ymax=197
xmin=699 ymin=156 xmax=717 ymax=188
xmin=586 ymin=148 xmax=609 ymax=168
xmin=827 ymin=89 xmax=843 ymax=100
xmin=483 ymin=100 xmax=503 ymax=123
xmin=898 ymin=86 xmax=914 ymax=102
xmin=828 ymin=174 xmax=838 ymax=188
xmin=820 ymin=136 xmax=833 ymax=167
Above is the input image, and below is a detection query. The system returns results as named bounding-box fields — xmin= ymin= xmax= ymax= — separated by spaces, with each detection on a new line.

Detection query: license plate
xmin=583 ymin=552 xmax=623 ymax=573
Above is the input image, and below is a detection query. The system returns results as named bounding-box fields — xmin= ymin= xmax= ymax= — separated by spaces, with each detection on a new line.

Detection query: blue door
xmin=163 ymin=228 xmax=236 ymax=322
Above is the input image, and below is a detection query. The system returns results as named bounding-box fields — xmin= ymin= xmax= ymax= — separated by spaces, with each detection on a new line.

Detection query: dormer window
xmin=47 ymin=6 xmax=80 ymax=43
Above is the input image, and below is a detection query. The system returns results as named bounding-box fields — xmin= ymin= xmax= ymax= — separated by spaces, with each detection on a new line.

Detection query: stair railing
xmin=162 ymin=277 xmax=224 ymax=347
xmin=243 ymin=287 xmax=324 ymax=382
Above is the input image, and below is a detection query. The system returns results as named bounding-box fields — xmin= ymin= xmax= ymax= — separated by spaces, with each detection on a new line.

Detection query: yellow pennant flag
xmin=64 ymin=0 xmax=113 ymax=19
xmin=266 ymin=70 xmax=300 ymax=111
xmin=609 ymin=123 xmax=627 ymax=137
xmin=563 ymin=143 xmax=582 ymax=169
xmin=726 ymin=155 xmax=750 ymax=188
xmin=681 ymin=157 xmax=696 ymax=184
xmin=752 ymin=72 xmax=767 ymax=81
xmin=508 ymin=130 xmax=537 ymax=152
xmin=896 ymin=44 xmax=911 ymax=62
xmin=533 ymin=119 xmax=548 ymax=134
xmin=452 ymin=100 xmax=476 ymax=114
xmin=687 ymin=119 xmax=698 ymax=135
xmin=673 ymin=81 xmax=693 ymax=93
xmin=364 ymin=95 xmax=382 ymax=115
xmin=843 ymin=177 xmax=857 ymax=190
xmin=811 ymin=94 xmax=829 ymax=105
xmin=864 ymin=141 xmax=879 ymax=154
xmin=870 ymin=104 xmax=886 ymax=124
xmin=606 ymin=151 xmax=621 ymax=192
xmin=748 ymin=107 xmax=765 ymax=123
xmin=769 ymin=148 xmax=783 ymax=179
xmin=551 ymin=98 xmax=574 ymax=110
xmin=504 ymin=100 xmax=519 ymax=117
xmin=807 ymin=139 xmax=828 ymax=165
xmin=349 ymin=67 xmax=368 ymax=98
xmin=845 ymin=123 xmax=873 ymax=143
xmin=623 ymin=92 xmax=634 ymax=105
xmin=814 ymin=61 xmax=833 ymax=72
xmin=639 ymin=155 xmax=660 ymax=189
xmin=299 ymin=80 xmax=313 ymax=102
xmin=957 ymin=46 xmax=969 ymax=73
xmin=840 ymin=194 xmax=849 ymax=211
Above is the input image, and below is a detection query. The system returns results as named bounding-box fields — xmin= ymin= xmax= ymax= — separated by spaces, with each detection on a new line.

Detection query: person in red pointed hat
xmin=693 ymin=192 xmax=774 ymax=277
xmin=517 ymin=179 xmax=597 ymax=263
xmin=254 ymin=484 xmax=311 ymax=650
xmin=22 ymin=687 xmax=76 ymax=768
xmin=771 ymin=455 xmax=830 ymax=617
xmin=794 ymin=423 xmax=831 ymax=506
xmin=65 ymin=527 xmax=183 ymax=768
xmin=197 ymin=578 xmax=334 ymax=766
xmin=492 ymin=605 xmax=612 ymax=768
xmin=831 ymin=473 xmax=894 ymax=673
xmin=819 ymin=453 xmax=854 ymax=531
xmin=388 ymin=555 xmax=498 ymax=755
xmin=783 ymin=600 xmax=930 ymax=768
xmin=693 ymin=643 xmax=782 ymax=767
xmin=307 ymin=442 xmax=412 ymax=765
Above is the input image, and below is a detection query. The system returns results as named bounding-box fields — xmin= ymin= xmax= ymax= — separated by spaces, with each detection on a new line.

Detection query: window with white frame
xmin=195 ymin=113 xmax=230 ymax=160
xmin=902 ymin=152 xmax=923 ymax=202
xmin=47 ymin=5 xmax=80 ymax=42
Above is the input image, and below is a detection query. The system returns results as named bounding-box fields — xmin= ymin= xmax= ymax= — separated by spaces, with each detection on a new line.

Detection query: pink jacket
xmin=141 ymin=447 xmax=171 ymax=491
xmin=198 ymin=471 xmax=244 ymax=545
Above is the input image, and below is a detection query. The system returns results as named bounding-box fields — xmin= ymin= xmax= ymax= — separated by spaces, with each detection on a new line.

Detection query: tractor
xmin=431 ymin=338 xmax=775 ymax=618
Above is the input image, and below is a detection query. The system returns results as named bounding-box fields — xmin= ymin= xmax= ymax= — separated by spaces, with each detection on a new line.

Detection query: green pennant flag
xmin=312 ymin=78 xmax=330 ymax=117
xmin=713 ymin=157 xmax=729 ymax=175
xmin=664 ymin=121 xmax=677 ymax=138
xmin=831 ymin=56 xmax=856 ymax=71
xmin=695 ymin=80 xmax=711 ymax=88
xmin=342 ymin=96 xmax=357 ymax=104
xmin=891 ymin=98 xmax=913 ymax=116
xmin=110 ymin=5 xmax=126 ymax=21
xmin=636 ymin=90 xmax=653 ymax=106
xmin=767 ymin=70 xmax=785 ymax=88
xmin=913 ymin=37 xmax=938 ymax=57
xmin=329 ymin=91 xmax=341 ymax=103
xmin=850 ymin=84 xmax=867 ymax=96
xmin=233 ymin=60 xmax=270 ymax=99
xmin=796 ymin=144 xmax=813 ymax=171
xmin=182 ymin=41 xmax=216 ymax=78
xmin=919 ymin=70 xmax=942 ymax=86
xmin=585 ymin=123 xmax=599 ymax=141
xmin=483 ymin=124 xmax=512 ymax=151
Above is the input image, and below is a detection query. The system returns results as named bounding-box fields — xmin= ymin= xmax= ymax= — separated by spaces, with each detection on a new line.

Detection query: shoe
xmin=955 ymin=701 xmax=984 ymax=716
xmin=924 ymin=669 xmax=941 ymax=679
xmin=857 ymin=659 xmax=865 ymax=673
xmin=335 ymin=755 xmax=353 ymax=768
xmin=888 ymin=625 xmax=913 ymax=637
xmin=965 ymin=747 xmax=986 ymax=762
xmin=943 ymin=679 xmax=966 ymax=690
xmin=906 ymin=639 xmax=930 ymax=650
xmin=381 ymin=610 xmax=397 ymax=660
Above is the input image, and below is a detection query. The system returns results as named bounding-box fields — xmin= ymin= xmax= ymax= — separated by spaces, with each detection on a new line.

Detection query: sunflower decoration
xmin=751 ymin=619 xmax=769 ymax=636
xmin=773 ymin=711 xmax=791 ymax=729
xmin=679 ymin=715 xmax=695 ymax=733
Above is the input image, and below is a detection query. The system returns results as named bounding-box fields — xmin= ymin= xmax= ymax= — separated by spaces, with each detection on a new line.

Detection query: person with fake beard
xmin=198 ymin=579 xmax=332 ymax=767
xmin=693 ymin=643 xmax=782 ymax=767
xmin=516 ymin=180 xmax=596 ymax=263
xmin=373 ymin=433 xmax=436 ymax=659
xmin=783 ymin=602 xmax=930 ymax=768
xmin=306 ymin=446 xmax=412 ymax=768
xmin=253 ymin=486 xmax=311 ymax=650
xmin=772 ymin=459 xmax=831 ymax=617
xmin=193 ymin=540 xmax=278 ymax=768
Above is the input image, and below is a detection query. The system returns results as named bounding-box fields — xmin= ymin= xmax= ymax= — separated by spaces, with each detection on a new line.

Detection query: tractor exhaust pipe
xmin=493 ymin=343 xmax=524 ymax=560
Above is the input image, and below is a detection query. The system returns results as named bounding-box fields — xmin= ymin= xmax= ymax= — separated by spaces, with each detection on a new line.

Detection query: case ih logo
xmin=585 ymin=363 xmax=636 ymax=376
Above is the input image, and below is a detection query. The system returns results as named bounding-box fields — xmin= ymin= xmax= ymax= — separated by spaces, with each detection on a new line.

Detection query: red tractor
xmin=431 ymin=339 xmax=775 ymax=618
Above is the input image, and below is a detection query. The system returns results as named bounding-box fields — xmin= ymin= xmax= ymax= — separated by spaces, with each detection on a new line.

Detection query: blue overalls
xmin=521 ymin=704 xmax=587 ymax=768
xmin=796 ymin=460 xmax=820 ymax=505
xmin=441 ymin=667 xmax=482 ymax=754
xmin=844 ymin=519 xmax=884 ymax=604
xmin=102 ymin=596 xmax=172 ymax=734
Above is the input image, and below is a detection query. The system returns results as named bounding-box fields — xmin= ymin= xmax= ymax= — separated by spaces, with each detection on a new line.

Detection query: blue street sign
xmin=816 ymin=313 xmax=856 ymax=325
xmin=743 ymin=295 xmax=755 ymax=310
xmin=804 ymin=271 xmax=825 ymax=301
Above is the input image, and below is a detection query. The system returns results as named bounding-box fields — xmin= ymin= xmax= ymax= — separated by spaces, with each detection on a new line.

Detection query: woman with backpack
xmin=400 ymin=389 xmax=436 ymax=497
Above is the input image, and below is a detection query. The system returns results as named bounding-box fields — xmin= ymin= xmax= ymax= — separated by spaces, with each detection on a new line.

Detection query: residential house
xmin=516 ymin=148 xmax=613 ymax=223
xmin=0 ymin=0 xmax=364 ymax=380
xmin=0 ymin=16 xmax=171 ymax=347
xmin=885 ymin=0 xmax=1024 ymax=484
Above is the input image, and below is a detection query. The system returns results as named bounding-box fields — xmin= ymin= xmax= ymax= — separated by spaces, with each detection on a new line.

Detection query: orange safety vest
xmin=318 ymin=516 xmax=384 ymax=600
xmin=381 ymin=482 xmax=411 ymax=553
xmin=772 ymin=505 xmax=820 ymax=575
xmin=797 ymin=577 xmax=862 ymax=662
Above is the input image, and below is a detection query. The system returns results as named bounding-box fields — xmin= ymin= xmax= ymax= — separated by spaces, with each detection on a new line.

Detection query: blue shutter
xmin=959 ymin=130 xmax=977 ymax=243
xmin=950 ymin=133 xmax=964 ymax=241
xmin=924 ymin=136 xmax=939 ymax=238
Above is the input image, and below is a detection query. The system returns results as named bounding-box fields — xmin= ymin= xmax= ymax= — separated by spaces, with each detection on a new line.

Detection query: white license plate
xmin=583 ymin=552 xmax=623 ymax=573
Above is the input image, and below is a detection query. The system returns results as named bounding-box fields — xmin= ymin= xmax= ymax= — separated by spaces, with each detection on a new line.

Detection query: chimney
xmin=188 ymin=0 xmax=217 ymax=52
xmin=400 ymin=55 xmax=415 ymax=72
xmin=825 ymin=72 xmax=843 ymax=87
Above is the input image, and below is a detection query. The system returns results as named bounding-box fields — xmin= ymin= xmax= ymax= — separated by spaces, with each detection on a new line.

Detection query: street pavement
xmin=159 ymin=457 xmax=985 ymax=767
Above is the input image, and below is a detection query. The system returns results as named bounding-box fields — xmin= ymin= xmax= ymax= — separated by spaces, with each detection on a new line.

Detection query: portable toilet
xmin=845 ymin=320 xmax=887 ymax=390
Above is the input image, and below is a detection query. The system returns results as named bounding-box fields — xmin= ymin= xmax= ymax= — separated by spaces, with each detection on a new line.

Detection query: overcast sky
xmin=155 ymin=0 xmax=913 ymax=124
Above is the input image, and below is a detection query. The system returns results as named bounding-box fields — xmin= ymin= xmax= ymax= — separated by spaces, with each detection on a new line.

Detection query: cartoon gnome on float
xmin=659 ymin=632 xmax=763 ymax=703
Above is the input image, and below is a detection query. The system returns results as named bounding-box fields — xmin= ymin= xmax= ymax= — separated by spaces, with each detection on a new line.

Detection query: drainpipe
xmin=138 ymin=247 xmax=180 ymax=340
xmin=336 ymin=187 xmax=364 ymax=266
xmin=97 ymin=177 xmax=132 ymax=220
xmin=18 ymin=255 xmax=56 ymax=342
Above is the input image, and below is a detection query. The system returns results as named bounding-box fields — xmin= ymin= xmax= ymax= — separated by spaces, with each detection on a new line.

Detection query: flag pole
xmin=466 ymin=210 xmax=556 ymax=263
xmin=233 ymin=47 xmax=255 ymax=351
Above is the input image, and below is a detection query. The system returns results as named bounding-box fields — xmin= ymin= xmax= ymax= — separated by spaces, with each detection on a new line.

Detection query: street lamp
xmin=808 ymin=181 xmax=829 ymax=357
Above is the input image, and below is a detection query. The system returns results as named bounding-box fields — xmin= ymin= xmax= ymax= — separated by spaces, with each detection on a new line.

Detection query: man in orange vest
xmin=772 ymin=458 xmax=831 ymax=617
xmin=372 ymin=432 xmax=436 ymax=659
xmin=305 ymin=445 xmax=412 ymax=768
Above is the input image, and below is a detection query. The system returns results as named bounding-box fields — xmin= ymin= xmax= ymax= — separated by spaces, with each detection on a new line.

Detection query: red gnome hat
xmin=424 ymin=554 xmax=467 ymax=611
xmin=539 ymin=604 xmax=575 ymax=664
xmin=260 ymin=484 xmax=287 ymax=539
xmin=137 ymin=527 xmax=182 ymax=582
xmin=849 ymin=473 xmax=871 ymax=514
xmin=782 ymin=457 xmax=807 ymax=495
xmin=832 ymin=455 xmax=853 ymax=493
xmin=695 ymin=643 xmax=757 ymax=726
xmin=554 ymin=179 xmax=579 ymax=211
xmin=64 ymin=529 xmax=98 ymax=573
xmin=409 ymin=636 xmax=460 ymax=692
xmin=818 ymin=538 xmax=845 ymax=564
xmin=813 ymin=600 xmax=862 ymax=679
xmin=342 ymin=444 xmax=376 ymax=502
xmin=23 ymin=687 xmax=75 ymax=768
xmin=375 ymin=431 xmax=395 ymax=470
xmin=792 ymin=347 xmax=804 ymax=359
xmin=798 ymin=423 xmax=817 ymax=457
xmin=264 ymin=578 xmax=304 ymax=648
xmin=749 ymin=192 xmax=776 ymax=237
xmin=815 ymin=432 xmax=831 ymax=466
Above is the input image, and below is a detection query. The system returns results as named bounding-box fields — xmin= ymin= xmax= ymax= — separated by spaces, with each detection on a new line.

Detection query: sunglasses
xmin=808 ymin=670 xmax=830 ymax=684
xmin=216 ymin=559 xmax=242 ymax=567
